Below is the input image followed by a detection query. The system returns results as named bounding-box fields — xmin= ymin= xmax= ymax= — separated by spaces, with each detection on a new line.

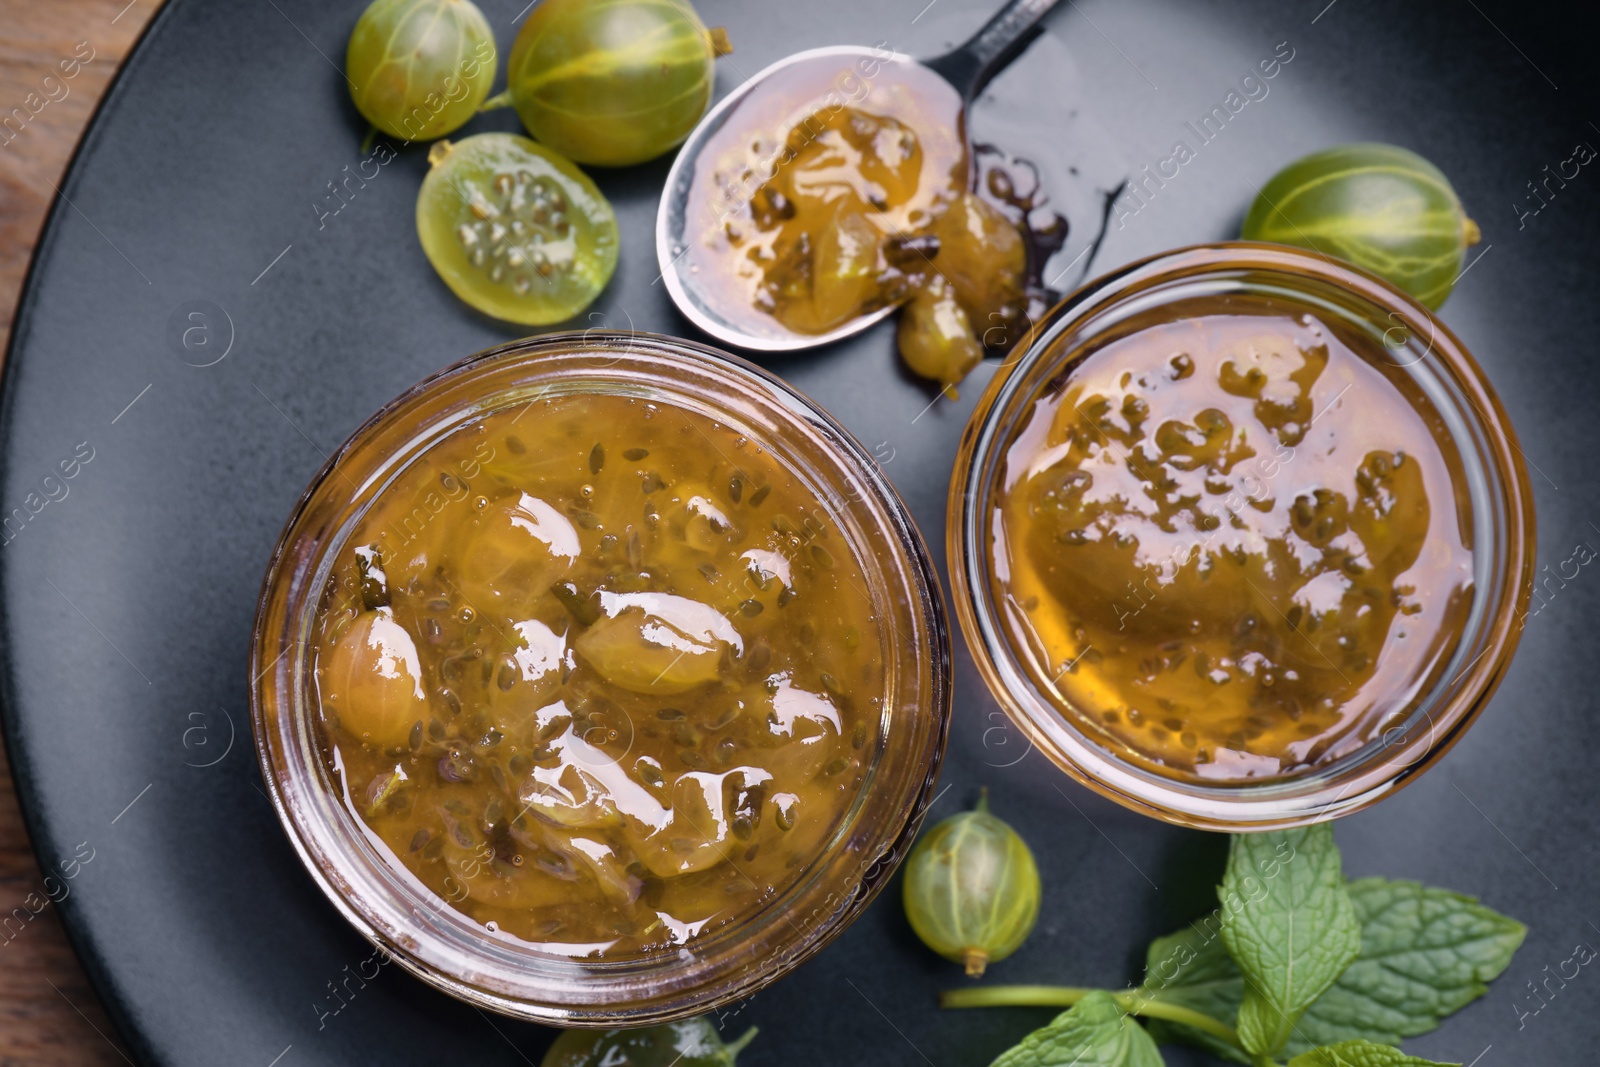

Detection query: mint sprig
xmin=942 ymin=828 xmax=1521 ymax=1067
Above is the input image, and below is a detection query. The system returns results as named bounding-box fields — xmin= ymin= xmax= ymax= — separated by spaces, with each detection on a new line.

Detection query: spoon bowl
xmin=656 ymin=0 xmax=1060 ymax=353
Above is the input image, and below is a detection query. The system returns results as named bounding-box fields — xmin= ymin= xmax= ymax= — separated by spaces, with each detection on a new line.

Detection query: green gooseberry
xmin=506 ymin=0 xmax=727 ymax=167
xmin=541 ymin=1018 xmax=758 ymax=1067
xmin=1241 ymin=142 xmax=1481 ymax=310
xmin=903 ymin=788 xmax=1041 ymax=977
xmin=416 ymin=133 xmax=619 ymax=325
xmin=346 ymin=0 xmax=498 ymax=142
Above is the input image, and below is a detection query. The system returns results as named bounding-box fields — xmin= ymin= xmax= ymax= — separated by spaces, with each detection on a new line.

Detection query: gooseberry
xmin=506 ymin=0 xmax=726 ymax=166
xmin=933 ymin=192 xmax=1027 ymax=331
xmin=318 ymin=607 xmax=429 ymax=749
xmin=1241 ymin=142 xmax=1480 ymax=310
xmin=346 ymin=0 xmax=497 ymax=142
xmin=897 ymin=277 xmax=984 ymax=399
xmin=903 ymin=789 xmax=1041 ymax=976
xmin=416 ymin=133 xmax=619 ymax=324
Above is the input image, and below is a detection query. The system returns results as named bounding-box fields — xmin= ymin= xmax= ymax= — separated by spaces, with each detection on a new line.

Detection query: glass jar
xmin=949 ymin=243 xmax=1534 ymax=831
xmin=251 ymin=332 xmax=951 ymax=1023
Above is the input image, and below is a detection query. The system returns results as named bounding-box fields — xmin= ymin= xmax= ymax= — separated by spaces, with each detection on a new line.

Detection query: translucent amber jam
xmin=687 ymin=59 xmax=964 ymax=332
xmin=992 ymin=309 xmax=1475 ymax=781
xmin=312 ymin=392 xmax=881 ymax=957
xmin=681 ymin=53 xmax=1027 ymax=391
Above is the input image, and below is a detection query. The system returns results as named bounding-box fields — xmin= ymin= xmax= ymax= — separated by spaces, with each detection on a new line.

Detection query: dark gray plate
xmin=3 ymin=0 xmax=1596 ymax=1064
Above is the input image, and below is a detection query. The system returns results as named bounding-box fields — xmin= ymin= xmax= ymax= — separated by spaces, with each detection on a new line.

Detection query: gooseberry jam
xmin=994 ymin=309 xmax=1473 ymax=780
xmin=255 ymin=333 xmax=950 ymax=1020
xmin=685 ymin=57 xmax=963 ymax=331
xmin=316 ymin=393 xmax=879 ymax=954
xmin=951 ymin=245 xmax=1534 ymax=828
xmin=676 ymin=49 xmax=1027 ymax=392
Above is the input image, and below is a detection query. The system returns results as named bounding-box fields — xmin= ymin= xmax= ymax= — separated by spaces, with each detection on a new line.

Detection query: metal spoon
xmin=656 ymin=0 xmax=1062 ymax=353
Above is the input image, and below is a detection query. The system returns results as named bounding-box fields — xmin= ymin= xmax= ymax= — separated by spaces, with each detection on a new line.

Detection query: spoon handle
xmin=925 ymin=0 xmax=1064 ymax=102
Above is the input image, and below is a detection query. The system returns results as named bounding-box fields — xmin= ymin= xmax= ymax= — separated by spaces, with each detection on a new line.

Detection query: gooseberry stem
xmin=725 ymin=1025 xmax=759 ymax=1059
xmin=939 ymin=984 xmax=1242 ymax=1051
xmin=478 ymin=89 xmax=513 ymax=113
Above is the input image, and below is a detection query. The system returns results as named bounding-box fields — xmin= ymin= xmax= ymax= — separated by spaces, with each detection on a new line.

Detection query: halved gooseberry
xmin=416 ymin=133 xmax=619 ymax=325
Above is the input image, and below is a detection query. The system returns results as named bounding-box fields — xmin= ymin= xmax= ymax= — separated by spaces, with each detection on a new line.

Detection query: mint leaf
xmin=1287 ymin=1038 xmax=1457 ymax=1066
xmin=1285 ymin=878 xmax=1526 ymax=1053
xmin=1219 ymin=825 xmax=1361 ymax=1056
xmin=990 ymin=990 xmax=1164 ymax=1067
xmin=1140 ymin=917 xmax=1248 ymax=1063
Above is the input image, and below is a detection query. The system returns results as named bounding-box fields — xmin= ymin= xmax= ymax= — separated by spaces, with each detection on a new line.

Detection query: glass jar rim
xmin=949 ymin=242 xmax=1535 ymax=830
xmin=251 ymin=330 xmax=952 ymax=1023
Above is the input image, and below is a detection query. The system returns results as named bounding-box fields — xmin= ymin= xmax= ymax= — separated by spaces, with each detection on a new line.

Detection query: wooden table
xmin=1 ymin=1 xmax=163 ymax=1062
